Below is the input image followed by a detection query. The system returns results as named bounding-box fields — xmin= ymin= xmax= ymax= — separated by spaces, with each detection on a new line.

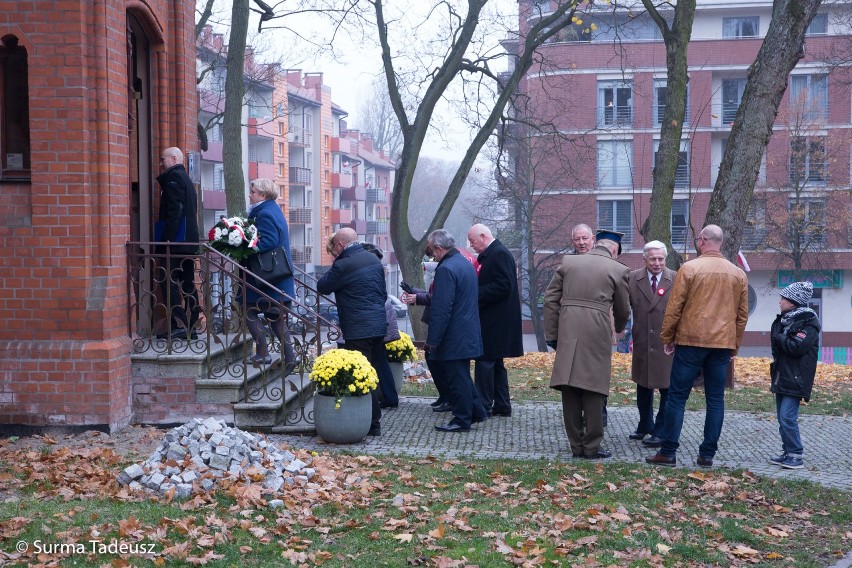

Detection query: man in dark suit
xmin=317 ymin=227 xmax=387 ymax=436
xmin=627 ymin=240 xmax=676 ymax=448
xmin=425 ymin=229 xmax=488 ymax=432
xmin=156 ymin=147 xmax=200 ymax=339
xmin=467 ymin=224 xmax=523 ymax=417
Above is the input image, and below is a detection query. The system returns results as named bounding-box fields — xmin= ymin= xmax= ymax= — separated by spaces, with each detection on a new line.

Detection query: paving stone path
xmin=270 ymin=397 xmax=852 ymax=492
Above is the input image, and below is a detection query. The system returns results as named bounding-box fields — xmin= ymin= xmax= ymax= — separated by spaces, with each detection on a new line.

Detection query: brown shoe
xmin=645 ymin=453 xmax=676 ymax=467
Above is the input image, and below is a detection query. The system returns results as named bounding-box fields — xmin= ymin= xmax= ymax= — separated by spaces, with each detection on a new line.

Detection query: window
xmin=654 ymin=79 xmax=689 ymax=126
xmin=653 ymin=140 xmax=690 ymax=188
xmin=743 ymin=198 xmax=767 ymax=250
xmin=213 ymin=164 xmax=224 ymax=191
xmin=277 ymin=102 xmax=285 ymax=116
xmin=1 ymin=35 xmax=30 ymax=179
xmin=278 ymin=142 xmax=284 ymax=157
xmin=806 ymin=13 xmax=828 ymax=36
xmin=598 ymin=81 xmax=633 ymax=126
xmin=207 ymin=123 xmax=222 ymax=143
xmin=597 ymin=140 xmax=632 ymax=187
xmin=788 ymin=198 xmax=826 ymax=246
xmin=721 ymin=78 xmax=746 ymax=124
xmin=790 ymin=74 xmax=828 ymax=121
xmin=789 ymin=136 xmax=826 ymax=184
xmin=278 ymin=163 xmax=284 ymax=177
xmin=670 ymin=199 xmax=689 ymax=247
xmin=278 ymin=122 xmax=283 ymax=135
xmin=723 ymin=17 xmax=759 ymax=38
xmin=597 ymin=200 xmax=633 ymax=245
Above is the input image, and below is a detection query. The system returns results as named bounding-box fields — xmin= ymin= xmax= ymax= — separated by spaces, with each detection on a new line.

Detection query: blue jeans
xmin=659 ymin=346 xmax=730 ymax=459
xmin=776 ymin=393 xmax=803 ymax=457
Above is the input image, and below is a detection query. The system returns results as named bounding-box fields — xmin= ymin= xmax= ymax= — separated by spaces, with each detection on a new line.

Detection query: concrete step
xmin=233 ymin=368 xmax=315 ymax=432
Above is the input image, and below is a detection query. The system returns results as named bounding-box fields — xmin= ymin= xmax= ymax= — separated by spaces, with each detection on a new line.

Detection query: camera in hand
xmin=400 ymin=281 xmax=414 ymax=294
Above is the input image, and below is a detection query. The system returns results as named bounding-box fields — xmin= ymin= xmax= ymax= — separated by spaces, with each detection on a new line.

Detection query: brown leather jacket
xmin=660 ymin=251 xmax=749 ymax=352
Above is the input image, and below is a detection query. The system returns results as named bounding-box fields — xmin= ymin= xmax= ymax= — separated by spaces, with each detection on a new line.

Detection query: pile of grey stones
xmin=116 ymin=417 xmax=314 ymax=505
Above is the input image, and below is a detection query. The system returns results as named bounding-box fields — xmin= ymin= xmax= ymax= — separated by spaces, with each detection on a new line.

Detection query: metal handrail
xmin=126 ymin=242 xmax=340 ymax=428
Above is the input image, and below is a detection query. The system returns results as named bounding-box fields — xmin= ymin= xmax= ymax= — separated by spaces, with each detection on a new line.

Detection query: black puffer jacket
xmin=317 ymin=243 xmax=387 ymax=341
xmin=770 ymin=308 xmax=820 ymax=401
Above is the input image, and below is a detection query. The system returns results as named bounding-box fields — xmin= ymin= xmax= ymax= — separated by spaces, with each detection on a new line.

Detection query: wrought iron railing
xmin=126 ymin=242 xmax=340 ymax=427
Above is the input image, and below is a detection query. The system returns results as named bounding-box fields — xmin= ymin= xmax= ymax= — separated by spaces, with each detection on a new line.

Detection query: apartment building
xmin=196 ymin=30 xmax=397 ymax=288
xmin=510 ymin=0 xmax=852 ymax=354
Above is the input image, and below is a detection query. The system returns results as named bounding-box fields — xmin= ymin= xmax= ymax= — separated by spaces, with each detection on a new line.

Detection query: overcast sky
xmin=203 ymin=0 xmax=516 ymax=160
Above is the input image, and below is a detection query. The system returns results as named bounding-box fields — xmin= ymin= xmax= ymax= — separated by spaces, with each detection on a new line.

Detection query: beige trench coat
xmin=543 ymin=248 xmax=631 ymax=396
xmin=628 ymin=267 xmax=676 ymax=390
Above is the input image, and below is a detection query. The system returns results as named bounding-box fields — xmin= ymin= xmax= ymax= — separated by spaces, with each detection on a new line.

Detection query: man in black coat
xmin=156 ymin=147 xmax=200 ymax=339
xmin=317 ymin=227 xmax=387 ymax=436
xmin=467 ymin=224 xmax=524 ymax=417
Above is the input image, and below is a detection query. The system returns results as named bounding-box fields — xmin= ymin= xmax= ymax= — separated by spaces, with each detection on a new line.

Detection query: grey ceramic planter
xmin=313 ymin=393 xmax=371 ymax=443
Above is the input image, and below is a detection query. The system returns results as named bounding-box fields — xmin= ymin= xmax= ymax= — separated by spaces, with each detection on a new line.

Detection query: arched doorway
xmin=127 ymin=11 xmax=154 ymax=334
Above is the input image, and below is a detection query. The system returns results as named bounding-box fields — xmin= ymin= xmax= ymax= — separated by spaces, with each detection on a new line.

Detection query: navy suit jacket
xmin=427 ymin=248 xmax=483 ymax=361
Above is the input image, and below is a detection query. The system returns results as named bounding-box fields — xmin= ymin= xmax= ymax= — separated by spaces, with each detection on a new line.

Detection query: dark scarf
xmin=780 ymin=306 xmax=816 ymax=331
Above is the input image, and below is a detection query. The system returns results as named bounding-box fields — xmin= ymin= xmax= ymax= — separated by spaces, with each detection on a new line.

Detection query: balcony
xmin=654 ymin=104 xmax=690 ymax=127
xmin=367 ymin=220 xmax=389 ymax=234
xmin=288 ymin=126 xmax=312 ymax=147
xmin=331 ymin=209 xmax=353 ymax=224
xmin=341 ymin=186 xmax=366 ymax=201
xmin=289 ymin=166 xmax=312 ymax=185
xmin=331 ymin=137 xmax=354 ymax=154
xmin=291 ymin=245 xmax=313 ymax=264
xmin=249 ymin=162 xmax=276 ymax=180
xmin=741 ymin=226 xmax=769 ymax=250
xmin=202 ymin=141 xmax=222 ymax=162
xmin=710 ymin=102 xmax=739 ymax=127
xmin=346 ymin=219 xmax=366 ymax=234
xmin=288 ymin=206 xmax=312 ymax=225
xmin=201 ymin=187 xmax=226 ymax=210
xmin=366 ymin=188 xmax=387 ymax=203
xmin=332 ymin=172 xmax=353 ymax=189
xmin=597 ymin=106 xmax=633 ymax=128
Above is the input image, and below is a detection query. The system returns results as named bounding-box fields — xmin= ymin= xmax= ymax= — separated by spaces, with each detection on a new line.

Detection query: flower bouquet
xmin=310 ymin=349 xmax=378 ymax=408
xmin=385 ymin=331 xmax=417 ymax=363
xmin=208 ymin=215 xmax=259 ymax=260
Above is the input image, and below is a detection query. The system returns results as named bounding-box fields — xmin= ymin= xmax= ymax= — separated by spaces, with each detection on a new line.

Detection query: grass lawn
xmin=1 ymin=443 xmax=850 ymax=567
xmin=401 ymin=352 xmax=852 ymax=415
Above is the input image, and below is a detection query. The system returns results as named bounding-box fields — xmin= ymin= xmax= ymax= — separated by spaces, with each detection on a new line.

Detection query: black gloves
xmin=400 ymin=281 xmax=414 ymax=294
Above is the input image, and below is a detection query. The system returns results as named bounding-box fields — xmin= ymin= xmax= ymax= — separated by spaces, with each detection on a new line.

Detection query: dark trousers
xmin=636 ymin=385 xmax=669 ymax=437
xmin=374 ymin=343 xmax=398 ymax=407
xmin=341 ymin=336 xmax=383 ymax=431
xmin=426 ymin=352 xmax=449 ymax=404
xmin=246 ymin=303 xmax=296 ymax=363
xmin=659 ymin=346 xmax=729 ymax=459
xmin=429 ymin=358 xmax=487 ymax=428
xmin=162 ymin=255 xmax=199 ymax=332
xmin=474 ymin=359 xmax=511 ymax=414
xmin=559 ymin=386 xmax=606 ymax=457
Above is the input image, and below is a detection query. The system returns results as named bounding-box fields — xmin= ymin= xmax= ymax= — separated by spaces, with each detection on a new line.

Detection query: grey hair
xmin=643 ymin=240 xmax=668 ymax=257
xmin=250 ymin=178 xmax=278 ymax=200
xmin=572 ymin=223 xmax=593 ymax=237
xmin=428 ymin=229 xmax=455 ymax=249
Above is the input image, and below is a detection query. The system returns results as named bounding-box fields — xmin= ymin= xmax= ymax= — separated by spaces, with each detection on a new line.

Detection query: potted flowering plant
xmin=310 ymin=349 xmax=379 ymax=444
xmin=385 ymin=331 xmax=417 ymax=363
xmin=208 ymin=215 xmax=259 ymax=260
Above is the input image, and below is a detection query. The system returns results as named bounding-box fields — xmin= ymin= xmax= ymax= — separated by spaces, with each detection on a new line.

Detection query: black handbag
xmin=247 ymin=246 xmax=293 ymax=282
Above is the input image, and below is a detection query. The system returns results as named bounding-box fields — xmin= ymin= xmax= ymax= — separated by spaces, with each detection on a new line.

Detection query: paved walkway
xmin=270 ymin=397 xmax=852 ymax=492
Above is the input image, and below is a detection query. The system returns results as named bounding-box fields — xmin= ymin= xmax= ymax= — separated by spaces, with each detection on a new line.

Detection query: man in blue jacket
xmin=317 ymin=227 xmax=387 ymax=436
xmin=425 ymin=229 xmax=488 ymax=432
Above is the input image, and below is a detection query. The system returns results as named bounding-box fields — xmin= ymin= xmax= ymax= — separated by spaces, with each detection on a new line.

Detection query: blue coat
xmin=317 ymin=243 xmax=387 ymax=340
xmin=426 ymin=248 xmax=483 ymax=361
xmin=245 ymin=199 xmax=295 ymax=304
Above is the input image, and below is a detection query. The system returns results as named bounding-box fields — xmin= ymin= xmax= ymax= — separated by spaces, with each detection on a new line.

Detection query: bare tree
xmin=706 ymin=0 xmax=824 ymax=261
xmin=640 ymin=0 xmax=696 ymax=269
xmin=356 ymin=76 xmax=404 ymax=159
xmin=222 ymin=0 xmax=251 ymax=215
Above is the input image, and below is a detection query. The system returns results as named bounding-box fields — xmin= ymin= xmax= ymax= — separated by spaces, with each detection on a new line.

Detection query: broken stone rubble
xmin=116 ymin=417 xmax=318 ymax=501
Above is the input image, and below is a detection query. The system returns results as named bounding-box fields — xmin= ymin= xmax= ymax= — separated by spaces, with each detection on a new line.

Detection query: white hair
xmin=643 ymin=240 xmax=668 ymax=257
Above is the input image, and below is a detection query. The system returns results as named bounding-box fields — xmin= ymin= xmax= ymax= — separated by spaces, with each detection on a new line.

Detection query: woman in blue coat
xmin=244 ymin=178 xmax=297 ymax=372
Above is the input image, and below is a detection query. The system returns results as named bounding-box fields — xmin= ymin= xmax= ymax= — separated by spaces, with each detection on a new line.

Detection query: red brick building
xmin=509 ymin=0 xmax=852 ymax=355
xmin=0 ymin=1 xmax=196 ymax=431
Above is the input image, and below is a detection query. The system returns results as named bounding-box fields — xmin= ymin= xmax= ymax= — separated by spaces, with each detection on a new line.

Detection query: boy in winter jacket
xmin=769 ymin=281 xmax=820 ymax=469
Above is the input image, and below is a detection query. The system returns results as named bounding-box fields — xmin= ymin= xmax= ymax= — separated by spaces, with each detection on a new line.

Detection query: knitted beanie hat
xmin=780 ymin=281 xmax=813 ymax=306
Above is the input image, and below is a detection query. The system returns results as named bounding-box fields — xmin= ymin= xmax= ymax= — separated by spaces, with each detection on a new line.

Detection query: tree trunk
xmin=222 ymin=0 xmax=250 ymax=216
xmin=641 ymin=0 xmax=695 ymax=270
xmin=707 ymin=0 xmax=823 ymax=261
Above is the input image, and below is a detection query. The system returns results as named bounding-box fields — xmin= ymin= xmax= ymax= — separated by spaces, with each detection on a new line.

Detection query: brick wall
xmin=0 ymin=0 xmax=197 ymax=432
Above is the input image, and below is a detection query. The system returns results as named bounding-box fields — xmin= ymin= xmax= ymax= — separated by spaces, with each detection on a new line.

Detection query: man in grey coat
xmin=544 ymin=231 xmax=630 ymax=459
xmin=627 ymin=241 xmax=676 ymax=447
